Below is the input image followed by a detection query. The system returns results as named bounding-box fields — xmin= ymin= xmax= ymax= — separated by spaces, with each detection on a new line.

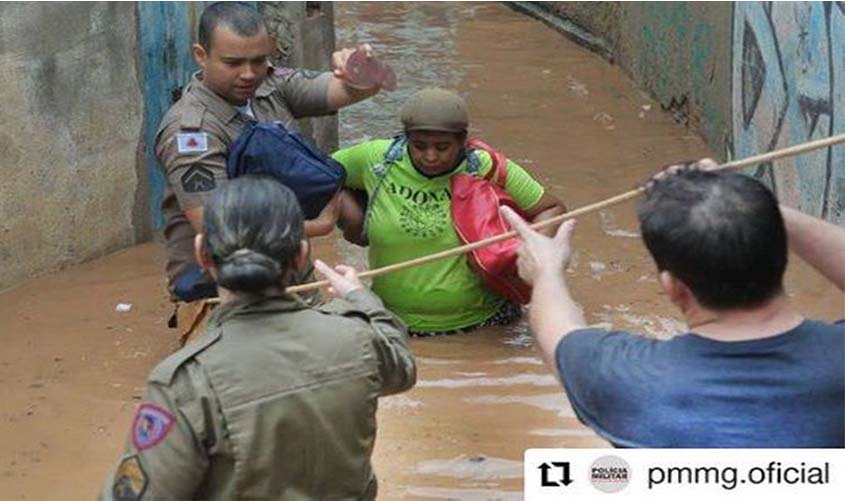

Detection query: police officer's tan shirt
xmin=155 ymin=68 xmax=332 ymax=288
xmin=101 ymin=289 xmax=416 ymax=500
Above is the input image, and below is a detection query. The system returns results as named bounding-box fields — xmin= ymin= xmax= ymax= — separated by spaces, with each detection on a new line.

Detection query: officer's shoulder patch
xmin=180 ymin=165 xmax=216 ymax=193
xmin=176 ymin=132 xmax=208 ymax=154
xmin=132 ymin=403 xmax=176 ymax=451
xmin=149 ymin=328 xmax=221 ymax=385
xmin=112 ymin=455 xmax=147 ymax=500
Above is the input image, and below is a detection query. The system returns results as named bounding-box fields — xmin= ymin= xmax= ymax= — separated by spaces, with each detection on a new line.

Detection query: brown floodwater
xmin=0 ymin=3 xmax=841 ymax=499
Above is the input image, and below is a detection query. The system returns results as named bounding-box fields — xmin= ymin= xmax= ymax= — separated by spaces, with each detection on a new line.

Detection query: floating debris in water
xmin=465 ymin=393 xmax=576 ymax=418
xmin=380 ymin=394 xmax=423 ymax=410
xmin=566 ymin=75 xmax=589 ymax=97
xmin=492 ymin=357 xmax=543 ymax=366
xmin=530 ymin=428 xmax=597 ymax=437
xmin=403 ymin=486 xmax=522 ymax=500
xmin=415 ymin=454 xmax=523 ymax=479
xmin=417 ymin=374 xmax=557 ymax=388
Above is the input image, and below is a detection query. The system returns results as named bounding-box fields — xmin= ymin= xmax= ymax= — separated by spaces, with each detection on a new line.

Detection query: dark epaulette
xmin=148 ymin=327 xmax=222 ymax=386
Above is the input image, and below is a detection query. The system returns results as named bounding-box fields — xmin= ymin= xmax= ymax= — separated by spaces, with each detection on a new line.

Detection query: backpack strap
xmin=362 ymin=135 xmax=407 ymax=240
xmin=465 ymin=137 xmax=508 ymax=188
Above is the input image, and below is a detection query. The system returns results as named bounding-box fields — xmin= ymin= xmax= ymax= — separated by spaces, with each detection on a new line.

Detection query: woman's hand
xmin=304 ymin=194 xmax=341 ymax=237
xmin=314 ymin=259 xmax=365 ymax=298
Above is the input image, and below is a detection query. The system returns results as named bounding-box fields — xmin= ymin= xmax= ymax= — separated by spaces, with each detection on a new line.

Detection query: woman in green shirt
xmin=333 ymin=88 xmax=565 ymax=336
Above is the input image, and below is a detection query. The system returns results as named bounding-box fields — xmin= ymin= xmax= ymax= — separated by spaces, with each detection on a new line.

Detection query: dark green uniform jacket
xmin=101 ymin=289 xmax=416 ymax=500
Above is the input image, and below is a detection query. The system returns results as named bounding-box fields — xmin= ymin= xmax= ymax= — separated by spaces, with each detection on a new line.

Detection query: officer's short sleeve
xmin=156 ymin=121 xmax=229 ymax=211
xmin=100 ymin=369 xmax=210 ymax=500
xmin=274 ymin=68 xmax=333 ymax=118
xmin=343 ymin=289 xmax=417 ymax=396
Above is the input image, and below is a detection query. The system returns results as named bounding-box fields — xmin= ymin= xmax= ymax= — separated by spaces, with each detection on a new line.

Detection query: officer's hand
xmin=645 ymin=157 xmax=719 ymax=190
xmin=331 ymin=44 xmax=373 ymax=80
xmin=500 ymin=206 xmax=576 ymax=286
xmin=314 ymin=259 xmax=365 ymax=298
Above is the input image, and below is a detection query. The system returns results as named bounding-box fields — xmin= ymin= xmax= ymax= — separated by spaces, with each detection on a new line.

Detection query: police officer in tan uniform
xmin=101 ymin=177 xmax=416 ymax=500
xmin=157 ymin=2 xmax=383 ymax=302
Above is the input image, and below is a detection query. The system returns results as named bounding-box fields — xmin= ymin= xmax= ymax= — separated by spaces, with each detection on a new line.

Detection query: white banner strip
xmin=525 ymin=448 xmax=845 ymax=500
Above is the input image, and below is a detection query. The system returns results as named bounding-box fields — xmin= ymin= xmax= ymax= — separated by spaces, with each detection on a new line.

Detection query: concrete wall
xmin=523 ymin=1 xmax=844 ymax=222
xmin=0 ymin=1 xmax=336 ymax=290
xmin=259 ymin=1 xmax=338 ymax=151
xmin=0 ymin=2 xmax=145 ymax=291
xmin=528 ymin=1 xmax=733 ymax=158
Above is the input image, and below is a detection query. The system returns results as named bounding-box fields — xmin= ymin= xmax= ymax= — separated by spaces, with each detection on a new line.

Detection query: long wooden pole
xmin=206 ymin=133 xmax=844 ymax=299
xmin=283 ymin=134 xmax=845 ymax=294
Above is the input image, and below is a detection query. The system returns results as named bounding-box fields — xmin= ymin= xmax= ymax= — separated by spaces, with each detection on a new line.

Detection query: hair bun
xmin=216 ymin=248 xmax=282 ymax=292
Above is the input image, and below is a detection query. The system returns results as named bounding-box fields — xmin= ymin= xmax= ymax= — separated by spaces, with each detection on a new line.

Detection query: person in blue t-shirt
xmin=501 ymin=159 xmax=844 ymax=448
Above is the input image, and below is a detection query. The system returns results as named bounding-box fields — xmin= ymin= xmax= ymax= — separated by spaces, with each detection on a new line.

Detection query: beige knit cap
xmin=400 ymin=88 xmax=469 ymax=133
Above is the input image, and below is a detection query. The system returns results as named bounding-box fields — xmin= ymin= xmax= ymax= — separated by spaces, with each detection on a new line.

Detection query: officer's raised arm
xmin=315 ymin=260 xmax=417 ymax=396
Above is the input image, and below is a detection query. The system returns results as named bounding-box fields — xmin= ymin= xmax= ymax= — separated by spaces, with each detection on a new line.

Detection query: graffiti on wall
xmin=732 ymin=2 xmax=844 ymax=222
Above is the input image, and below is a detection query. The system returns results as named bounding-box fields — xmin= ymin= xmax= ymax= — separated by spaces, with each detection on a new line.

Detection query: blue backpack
xmin=226 ymin=121 xmax=346 ymax=219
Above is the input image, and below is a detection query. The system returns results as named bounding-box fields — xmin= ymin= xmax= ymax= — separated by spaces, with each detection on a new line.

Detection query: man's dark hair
xmin=198 ymin=2 xmax=265 ymax=51
xmin=637 ymin=169 xmax=787 ymax=310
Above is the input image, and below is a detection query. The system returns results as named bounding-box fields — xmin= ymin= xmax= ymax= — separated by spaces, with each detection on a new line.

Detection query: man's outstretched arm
xmin=500 ymin=207 xmax=586 ymax=378
xmin=780 ymin=205 xmax=845 ymax=291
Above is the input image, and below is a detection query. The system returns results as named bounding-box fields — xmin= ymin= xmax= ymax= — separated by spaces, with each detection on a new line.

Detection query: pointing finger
xmin=314 ymin=259 xmax=340 ymax=280
xmin=499 ymin=206 xmax=534 ymax=240
xmin=553 ymin=219 xmax=576 ymax=245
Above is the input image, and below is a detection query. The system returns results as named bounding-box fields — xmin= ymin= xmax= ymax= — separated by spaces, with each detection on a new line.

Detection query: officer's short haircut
xmin=199 ymin=2 xmax=266 ymax=51
xmin=637 ymin=169 xmax=787 ymax=310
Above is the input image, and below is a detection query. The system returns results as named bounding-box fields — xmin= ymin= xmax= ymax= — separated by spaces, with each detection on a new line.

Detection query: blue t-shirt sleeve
xmin=555 ymin=328 xmax=658 ymax=447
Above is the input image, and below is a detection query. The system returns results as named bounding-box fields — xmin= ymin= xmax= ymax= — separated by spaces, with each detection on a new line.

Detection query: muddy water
xmin=336 ymin=3 xmax=843 ymax=498
xmin=0 ymin=2 xmax=841 ymax=500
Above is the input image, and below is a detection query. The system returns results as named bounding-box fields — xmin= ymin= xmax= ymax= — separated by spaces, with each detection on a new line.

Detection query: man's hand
xmin=646 ymin=157 xmax=720 ymax=189
xmin=331 ymin=44 xmax=373 ymax=83
xmin=500 ymin=206 xmax=585 ymax=379
xmin=314 ymin=259 xmax=364 ymax=298
xmin=500 ymin=206 xmax=576 ymax=285
xmin=326 ymin=44 xmax=384 ymax=110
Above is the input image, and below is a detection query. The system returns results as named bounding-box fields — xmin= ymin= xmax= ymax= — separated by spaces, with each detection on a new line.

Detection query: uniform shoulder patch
xmin=112 ymin=455 xmax=147 ymax=501
xmin=180 ymin=165 xmax=216 ymax=193
xmin=176 ymin=132 xmax=208 ymax=153
xmin=132 ymin=403 xmax=175 ymax=451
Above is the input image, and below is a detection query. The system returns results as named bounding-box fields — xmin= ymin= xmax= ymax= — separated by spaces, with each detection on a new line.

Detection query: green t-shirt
xmin=332 ymin=139 xmax=545 ymax=331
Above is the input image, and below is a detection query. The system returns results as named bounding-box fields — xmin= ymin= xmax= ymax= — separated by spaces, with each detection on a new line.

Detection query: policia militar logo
xmin=590 ymin=455 xmax=631 ymax=493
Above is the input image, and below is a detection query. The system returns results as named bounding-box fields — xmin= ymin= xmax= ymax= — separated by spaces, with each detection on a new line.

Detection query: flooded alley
xmin=0 ymin=2 xmax=841 ymax=500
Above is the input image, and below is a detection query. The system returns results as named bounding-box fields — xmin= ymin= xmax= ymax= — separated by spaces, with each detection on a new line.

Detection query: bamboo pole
xmin=212 ymin=133 xmax=845 ymax=300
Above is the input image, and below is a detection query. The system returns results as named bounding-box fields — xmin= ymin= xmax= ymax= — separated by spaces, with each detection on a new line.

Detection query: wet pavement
xmin=0 ymin=2 xmax=841 ymax=499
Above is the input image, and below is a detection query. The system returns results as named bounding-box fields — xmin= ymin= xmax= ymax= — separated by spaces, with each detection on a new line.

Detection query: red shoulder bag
xmin=450 ymin=138 xmax=532 ymax=304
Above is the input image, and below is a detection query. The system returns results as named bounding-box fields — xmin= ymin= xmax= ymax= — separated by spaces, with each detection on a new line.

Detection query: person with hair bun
xmin=101 ymin=176 xmax=416 ymax=500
